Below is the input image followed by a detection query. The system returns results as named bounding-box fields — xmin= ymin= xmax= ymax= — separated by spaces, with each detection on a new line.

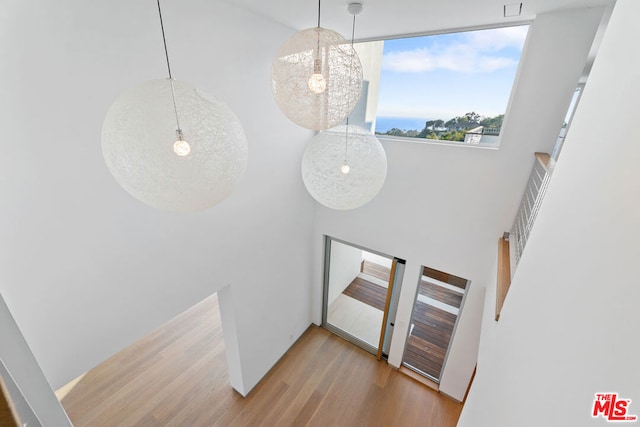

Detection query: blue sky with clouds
xmin=375 ymin=25 xmax=529 ymax=128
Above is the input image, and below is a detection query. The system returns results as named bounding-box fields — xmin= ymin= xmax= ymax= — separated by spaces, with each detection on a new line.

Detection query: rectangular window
xmin=352 ymin=25 xmax=529 ymax=147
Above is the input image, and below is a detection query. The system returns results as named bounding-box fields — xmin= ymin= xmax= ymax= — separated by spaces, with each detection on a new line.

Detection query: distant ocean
xmin=375 ymin=117 xmax=428 ymax=133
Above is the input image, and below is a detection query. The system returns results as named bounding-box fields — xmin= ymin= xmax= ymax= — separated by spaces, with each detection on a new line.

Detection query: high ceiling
xmin=223 ymin=0 xmax=615 ymax=40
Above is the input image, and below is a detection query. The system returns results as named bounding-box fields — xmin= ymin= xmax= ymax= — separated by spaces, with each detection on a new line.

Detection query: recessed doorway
xmin=402 ymin=266 xmax=470 ymax=382
xmin=322 ymin=236 xmax=405 ymax=357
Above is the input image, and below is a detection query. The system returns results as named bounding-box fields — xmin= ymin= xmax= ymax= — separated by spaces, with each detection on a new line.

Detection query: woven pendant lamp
xmin=301 ymin=3 xmax=387 ymax=210
xmin=101 ymin=0 xmax=247 ymax=212
xmin=271 ymin=0 xmax=363 ymax=130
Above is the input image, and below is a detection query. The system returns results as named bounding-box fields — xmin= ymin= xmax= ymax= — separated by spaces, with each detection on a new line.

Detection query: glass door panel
xmin=323 ymin=237 xmax=404 ymax=355
xmin=402 ymin=266 xmax=469 ymax=382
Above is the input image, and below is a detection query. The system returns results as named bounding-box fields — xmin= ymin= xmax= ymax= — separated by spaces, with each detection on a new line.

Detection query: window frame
xmin=353 ymin=21 xmax=533 ymax=150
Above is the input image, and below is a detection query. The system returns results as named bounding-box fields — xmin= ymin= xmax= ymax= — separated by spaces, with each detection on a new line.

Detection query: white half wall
xmin=439 ymin=282 xmax=485 ymax=399
xmin=312 ymin=6 xmax=605 ymax=401
xmin=363 ymin=251 xmax=392 ymax=268
xmin=459 ymin=0 xmax=640 ymax=425
xmin=0 ymin=294 xmax=71 ymax=426
xmin=0 ymin=0 xmax=314 ymax=398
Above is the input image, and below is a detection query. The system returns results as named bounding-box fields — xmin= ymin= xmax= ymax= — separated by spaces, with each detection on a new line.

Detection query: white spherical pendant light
xmin=302 ymin=124 xmax=387 ymax=210
xmin=271 ymin=27 xmax=363 ymax=130
xmin=102 ymin=79 xmax=248 ymax=212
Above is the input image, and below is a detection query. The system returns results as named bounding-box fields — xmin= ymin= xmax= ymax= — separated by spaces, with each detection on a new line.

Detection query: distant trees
xmin=378 ymin=112 xmax=504 ymax=142
xmin=417 ymin=119 xmax=445 ymax=138
xmin=425 ymin=119 xmax=445 ymax=129
xmin=381 ymin=128 xmax=420 ymax=138
xmin=424 ymin=131 xmax=439 ymax=140
xmin=444 ymin=112 xmax=481 ymax=131
xmin=438 ymin=130 xmax=467 ymax=141
xmin=479 ymin=114 xmax=504 ymax=129
xmin=465 ymin=112 xmax=481 ymax=123
xmin=385 ymin=128 xmax=407 ymax=137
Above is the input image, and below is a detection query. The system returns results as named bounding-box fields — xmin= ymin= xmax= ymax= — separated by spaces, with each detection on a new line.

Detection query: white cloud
xmin=382 ymin=26 xmax=528 ymax=74
xmin=383 ymin=48 xmax=518 ymax=73
xmin=468 ymin=26 xmax=529 ymax=50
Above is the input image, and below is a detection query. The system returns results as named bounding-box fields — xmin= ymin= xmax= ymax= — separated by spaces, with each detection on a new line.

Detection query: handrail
xmin=377 ymin=258 xmax=398 ymax=360
xmin=535 ymin=152 xmax=551 ymax=170
xmin=510 ymin=152 xmax=552 ymax=266
xmin=495 ymin=236 xmax=511 ymax=321
xmin=498 ymin=152 xmax=551 ymax=320
xmin=0 ymin=374 xmax=20 ymax=427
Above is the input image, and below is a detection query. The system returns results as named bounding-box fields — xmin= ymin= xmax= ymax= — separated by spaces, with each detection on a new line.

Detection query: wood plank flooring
xmin=343 ymin=276 xmax=387 ymax=311
xmin=362 ymin=260 xmax=391 ymax=282
xmin=57 ymin=293 xmax=462 ymax=426
xmin=404 ymin=282 xmax=458 ymax=380
xmin=420 ymin=279 xmax=463 ymax=308
xmin=347 ymin=263 xmax=460 ymax=381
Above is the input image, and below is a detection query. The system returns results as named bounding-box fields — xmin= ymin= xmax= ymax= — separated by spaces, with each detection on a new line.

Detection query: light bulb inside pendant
xmin=173 ymin=139 xmax=190 ymax=156
xmin=308 ymin=73 xmax=327 ymax=94
xmin=173 ymin=129 xmax=190 ymax=156
xmin=308 ymin=58 xmax=327 ymax=94
xmin=302 ymin=124 xmax=387 ymax=210
xmin=271 ymin=28 xmax=362 ymax=130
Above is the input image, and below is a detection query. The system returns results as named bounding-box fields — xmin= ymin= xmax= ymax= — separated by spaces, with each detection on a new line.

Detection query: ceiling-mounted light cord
xmin=156 ymin=0 xmax=182 ymax=135
xmin=157 ymin=0 xmax=173 ymax=80
xmin=350 ymin=14 xmax=356 ymax=47
xmin=342 ymin=9 xmax=358 ymax=172
xmin=343 ymin=116 xmax=350 ymax=170
xmin=316 ymin=0 xmax=321 ymax=51
xmin=312 ymin=0 xmax=322 ymax=89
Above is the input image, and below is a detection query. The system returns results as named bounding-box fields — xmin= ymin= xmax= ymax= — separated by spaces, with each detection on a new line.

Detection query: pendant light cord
xmin=350 ymin=13 xmax=356 ymax=47
xmin=157 ymin=0 xmax=173 ymax=80
xmin=157 ymin=0 xmax=182 ymax=135
xmin=344 ymin=117 xmax=350 ymax=165
xmin=314 ymin=0 xmax=322 ymax=70
xmin=344 ymin=13 xmax=357 ymax=166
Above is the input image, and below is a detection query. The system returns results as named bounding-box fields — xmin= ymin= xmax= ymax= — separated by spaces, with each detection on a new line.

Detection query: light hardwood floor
xmin=57 ymin=294 xmax=463 ymax=426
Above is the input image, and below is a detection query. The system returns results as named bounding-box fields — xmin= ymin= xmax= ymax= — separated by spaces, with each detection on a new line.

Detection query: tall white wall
xmin=459 ymin=1 xmax=640 ymax=425
xmin=0 ymin=0 xmax=314 ymax=397
xmin=327 ymin=240 xmax=363 ymax=306
xmin=312 ymin=6 xmax=604 ymax=401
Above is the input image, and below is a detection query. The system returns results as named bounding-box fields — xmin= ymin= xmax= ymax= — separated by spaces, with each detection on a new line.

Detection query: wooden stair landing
xmin=343 ymin=276 xmax=387 ymax=311
xmin=404 ymin=281 xmax=458 ymax=380
xmin=362 ymin=260 xmax=391 ymax=282
xmin=420 ymin=279 xmax=463 ymax=308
